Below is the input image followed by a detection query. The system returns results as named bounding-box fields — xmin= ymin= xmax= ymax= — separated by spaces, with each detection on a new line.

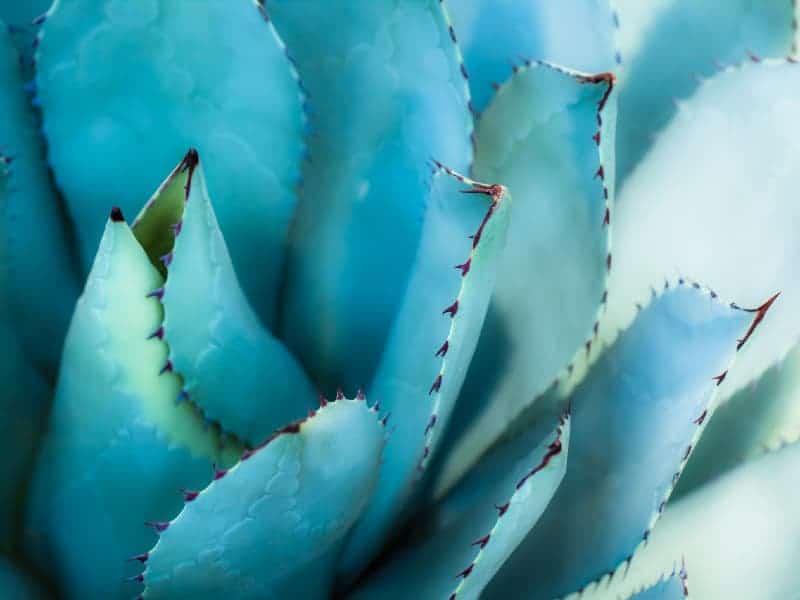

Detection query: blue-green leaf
xmin=270 ymin=0 xmax=473 ymax=393
xmin=613 ymin=0 xmax=796 ymax=182
xmin=435 ymin=62 xmax=616 ymax=495
xmin=483 ymin=281 xmax=776 ymax=599
xmin=339 ymin=168 xmax=511 ymax=579
xmin=0 ymin=1 xmax=50 ymax=27
xmin=586 ymin=442 xmax=800 ymax=600
xmin=131 ymin=151 xmax=315 ymax=445
xmin=0 ymin=21 xmax=79 ymax=373
xmin=625 ymin=570 xmax=689 ymax=600
xmin=0 ymin=555 xmax=49 ymax=600
xmin=352 ymin=414 xmax=568 ymax=600
xmin=24 ymin=213 xmax=241 ymax=599
xmin=142 ymin=398 xmax=384 ymax=600
xmin=607 ymin=59 xmax=800 ymax=401
xmin=676 ymin=339 xmax=800 ymax=497
xmin=36 ymin=0 xmax=304 ymax=324
xmin=448 ymin=0 xmax=618 ymax=112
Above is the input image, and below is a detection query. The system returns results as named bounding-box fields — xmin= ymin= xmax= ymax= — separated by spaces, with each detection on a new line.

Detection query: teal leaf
xmin=624 ymin=570 xmax=689 ymax=600
xmin=270 ymin=0 xmax=473 ymax=393
xmin=36 ymin=0 xmax=304 ymax=324
xmin=607 ymin=59 xmax=800 ymax=401
xmin=0 ymin=320 xmax=51 ymax=552
xmin=676 ymin=339 xmax=800 ymax=497
xmin=587 ymin=442 xmax=800 ymax=600
xmin=448 ymin=0 xmax=618 ymax=112
xmin=483 ymin=281 xmax=776 ymax=599
xmin=131 ymin=151 xmax=315 ymax=445
xmin=0 ymin=22 xmax=79 ymax=373
xmin=613 ymin=0 xmax=796 ymax=183
xmin=142 ymin=398 xmax=385 ymax=600
xmin=352 ymin=414 xmax=569 ymax=600
xmin=339 ymin=168 xmax=511 ymax=579
xmin=24 ymin=212 xmax=241 ymax=599
xmin=0 ymin=555 xmax=49 ymax=600
xmin=0 ymin=1 xmax=51 ymax=28
xmin=435 ymin=62 xmax=616 ymax=495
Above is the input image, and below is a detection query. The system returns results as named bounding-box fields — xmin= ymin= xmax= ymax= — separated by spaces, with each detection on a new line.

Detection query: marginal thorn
xmin=181 ymin=489 xmax=199 ymax=502
xmin=356 ymin=388 xmax=366 ymax=401
xmin=472 ymin=533 xmax=490 ymax=548
xmin=336 ymin=388 xmax=345 ymax=401
xmin=124 ymin=574 xmax=144 ymax=584
xmin=127 ymin=552 xmax=149 ymax=564
xmin=144 ymin=521 xmax=170 ymax=533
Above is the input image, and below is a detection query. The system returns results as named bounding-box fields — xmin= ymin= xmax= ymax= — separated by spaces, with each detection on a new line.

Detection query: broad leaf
xmin=142 ymin=398 xmax=385 ymax=600
xmin=606 ymin=59 xmax=800 ymax=399
xmin=339 ymin=168 xmax=510 ymax=579
xmin=24 ymin=213 xmax=240 ymax=599
xmin=270 ymin=0 xmax=473 ymax=393
xmin=435 ymin=62 xmax=616 ymax=495
xmin=584 ymin=442 xmax=800 ymax=600
xmin=484 ymin=282 xmax=775 ymax=599
xmin=132 ymin=151 xmax=315 ymax=445
xmin=676 ymin=339 xmax=800 ymax=496
xmin=613 ymin=0 xmax=796 ymax=183
xmin=36 ymin=0 xmax=303 ymax=324
xmin=353 ymin=414 xmax=568 ymax=600
xmin=0 ymin=22 xmax=78 ymax=373
xmin=448 ymin=0 xmax=618 ymax=112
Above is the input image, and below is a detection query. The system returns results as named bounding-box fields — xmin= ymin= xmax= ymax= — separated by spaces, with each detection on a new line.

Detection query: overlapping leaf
xmin=270 ymin=0 xmax=473 ymax=392
xmin=36 ymin=0 xmax=304 ymax=323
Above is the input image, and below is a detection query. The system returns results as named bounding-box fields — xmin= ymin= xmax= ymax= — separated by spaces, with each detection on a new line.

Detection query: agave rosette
xmin=0 ymin=1 xmax=798 ymax=599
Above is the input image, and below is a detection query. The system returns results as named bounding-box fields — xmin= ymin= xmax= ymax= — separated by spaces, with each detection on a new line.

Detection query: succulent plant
xmin=1 ymin=1 xmax=799 ymax=599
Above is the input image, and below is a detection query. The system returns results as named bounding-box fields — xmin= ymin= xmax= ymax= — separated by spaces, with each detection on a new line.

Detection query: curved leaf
xmin=142 ymin=398 xmax=384 ymax=600
xmin=584 ymin=442 xmax=800 ymax=600
xmin=132 ymin=151 xmax=315 ymax=445
xmin=24 ymin=213 xmax=240 ymax=599
xmin=339 ymin=168 xmax=510 ymax=579
xmin=353 ymin=414 xmax=568 ymax=600
xmin=0 ymin=21 xmax=79 ymax=373
xmin=36 ymin=0 xmax=304 ymax=324
xmin=625 ymin=570 xmax=689 ymax=600
xmin=448 ymin=0 xmax=618 ymax=112
xmin=613 ymin=0 xmax=796 ymax=183
xmin=270 ymin=0 xmax=473 ymax=392
xmin=484 ymin=281 xmax=776 ymax=599
xmin=606 ymin=59 xmax=800 ymax=400
xmin=676 ymin=339 xmax=800 ymax=497
xmin=435 ymin=62 xmax=616 ymax=495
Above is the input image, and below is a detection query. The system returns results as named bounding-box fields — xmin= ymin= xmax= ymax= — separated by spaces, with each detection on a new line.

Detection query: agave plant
xmin=1 ymin=1 xmax=799 ymax=599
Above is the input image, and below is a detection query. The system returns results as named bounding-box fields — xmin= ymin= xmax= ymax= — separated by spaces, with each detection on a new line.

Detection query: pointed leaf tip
xmin=110 ymin=207 xmax=125 ymax=222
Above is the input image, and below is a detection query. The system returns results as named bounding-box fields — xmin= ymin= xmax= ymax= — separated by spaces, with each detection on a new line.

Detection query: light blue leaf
xmin=352 ymin=414 xmax=568 ymax=600
xmin=676 ymin=339 xmax=800 ymax=497
xmin=35 ymin=0 xmax=304 ymax=325
xmin=131 ymin=151 xmax=315 ymax=445
xmin=435 ymin=62 xmax=616 ymax=495
xmin=625 ymin=570 xmax=689 ymax=600
xmin=613 ymin=0 xmax=796 ymax=183
xmin=585 ymin=442 xmax=800 ymax=600
xmin=142 ymin=398 xmax=385 ymax=600
xmin=0 ymin=21 xmax=79 ymax=373
xmin=339 ymin=168 xmax=511 ymax=580
xmin=0 ymin=555 xmax=49 ymax=600
xmin=448 ymin=0 xmax=618 ymax=112
xmin=484 ymin=281 xmax=776 ymax=599
xmin=24 ymin=213 xmax=241 ymax=599
xmin=606 ymin=59 xmax=800 ymax=402
xmin=270 ymin=0 xmax=473 ymax=392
